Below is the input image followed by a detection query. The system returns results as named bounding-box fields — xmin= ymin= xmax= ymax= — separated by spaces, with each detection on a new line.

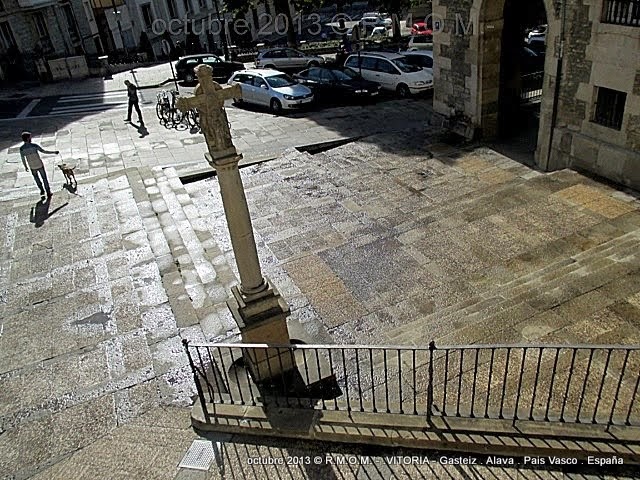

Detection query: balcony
xmin=17 ymin=0 xmax=56 ymax=8
xmin=602 ymin=0 xmax=640 ymax=26
xmin=91 ymin=0 xmax=125 ymax=9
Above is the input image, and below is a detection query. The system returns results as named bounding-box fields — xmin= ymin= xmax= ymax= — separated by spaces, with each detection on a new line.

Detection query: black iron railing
xmin=602 ymin=0 xmax=640 ymax=26
xmin=520 ymin=71 xmax=544 ymax=103
xmin=184 ymin=341 xmax=640 ymax=428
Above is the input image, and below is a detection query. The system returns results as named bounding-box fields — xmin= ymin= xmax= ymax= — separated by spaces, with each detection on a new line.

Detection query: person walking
xmin=20 ymin=131 xmax=58 ymax=197
xmin=124 ymin=80 xmax=144 ymax=126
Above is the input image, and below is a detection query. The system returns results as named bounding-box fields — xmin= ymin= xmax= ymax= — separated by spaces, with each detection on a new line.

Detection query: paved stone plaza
xmin=1 ymin=99 xmax=640 ymax=478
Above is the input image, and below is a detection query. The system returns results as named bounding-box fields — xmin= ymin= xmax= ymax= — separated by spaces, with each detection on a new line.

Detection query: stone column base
xmin=227 ymin=277 xmax=295 ymax=382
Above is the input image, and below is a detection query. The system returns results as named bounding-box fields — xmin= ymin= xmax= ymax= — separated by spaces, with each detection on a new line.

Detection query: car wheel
xmin=397 ymin=83 xmax=411 ymax=98
xmin=270 ymin=98 xmax=283 ymax=114
xmin=185 ymin=73 xmax=195 ymax=83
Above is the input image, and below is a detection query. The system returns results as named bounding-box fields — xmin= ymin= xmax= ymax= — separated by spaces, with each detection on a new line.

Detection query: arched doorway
xmin=476 ymin=0 xmax=557 ymax=166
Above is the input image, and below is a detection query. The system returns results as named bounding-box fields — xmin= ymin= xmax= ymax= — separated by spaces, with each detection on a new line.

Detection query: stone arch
xmin=472 ymin=0 xmax=559 ymax=167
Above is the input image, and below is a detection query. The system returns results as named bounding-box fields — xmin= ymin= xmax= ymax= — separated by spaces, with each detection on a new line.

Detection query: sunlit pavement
xmin=1 ymin=86 xmax=640 ymax=478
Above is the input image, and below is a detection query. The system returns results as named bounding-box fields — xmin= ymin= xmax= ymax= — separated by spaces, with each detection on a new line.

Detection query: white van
xmin=344 ymin=52 xmax=433 ymax=97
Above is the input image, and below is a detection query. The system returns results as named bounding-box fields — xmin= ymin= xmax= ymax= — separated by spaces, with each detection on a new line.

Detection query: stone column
xmin=210 ymin=153 xmax=267 ymax=297
xmin=206 ymin=153 xmax=295 ymax=381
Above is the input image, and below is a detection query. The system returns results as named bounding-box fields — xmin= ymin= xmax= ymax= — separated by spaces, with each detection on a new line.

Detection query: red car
xmin=411 ymin=22 xmax=433 ymax=36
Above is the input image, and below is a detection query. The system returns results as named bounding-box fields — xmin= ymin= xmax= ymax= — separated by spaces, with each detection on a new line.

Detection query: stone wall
xmin=432 ymin=0 xmax=640 ymax=190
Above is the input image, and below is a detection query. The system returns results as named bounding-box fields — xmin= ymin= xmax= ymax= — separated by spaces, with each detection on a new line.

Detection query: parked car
xmin=411 ymin=22 xmax=433 ymax=36
xmin=526 ymin=24 xmax=546 ymax=51
xmin=526 ymin=34 xmax=546 ymax=53
xmin=293 ymin=66 xmax=381 ymax=102
xmin=228 ymin=69 xmax=314 ymax=113
xmin=400 ymin=50 xmax=434 ymax=75
xmin=255 ymin=48 xmax=325 ymax=70
xmin=526 ymin=24 xmax=547 ymax=41
xmin=370 ymin=26 xmax=388 ymax=40
xmin=175 ymin=54 xmax=244 ymax=84
xmin=360 ymin=16 xmax=386 ymax=29
xmin=407 ymin=35 xmax=433 ymax=51
xmin=520 ymin=46 xmax=545 ymax=73
xmin=343 ymin=51 xmax=433 ymax=97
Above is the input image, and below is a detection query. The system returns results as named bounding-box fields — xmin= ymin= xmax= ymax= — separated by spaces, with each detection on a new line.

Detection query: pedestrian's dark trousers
xmin=31 ymin=167 xmax=50 ymax=194
xmin=128 ymin=100 xmax=143 ymax=123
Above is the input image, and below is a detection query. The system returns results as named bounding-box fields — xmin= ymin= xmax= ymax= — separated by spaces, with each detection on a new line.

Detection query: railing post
xmin=183 ymin=339 xmax=210 ymax=423
xmin=427 ymin=341 xmax=435 ymax=423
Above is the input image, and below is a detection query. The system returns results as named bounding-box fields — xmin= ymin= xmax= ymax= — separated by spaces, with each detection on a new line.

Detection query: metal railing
xmin=520 ymin=71 xmax=544 ymax=103
xmin=184 ymin=341 xmax=640 ymax=428
xmin=602 ymin=0 xmax=640 ymax=26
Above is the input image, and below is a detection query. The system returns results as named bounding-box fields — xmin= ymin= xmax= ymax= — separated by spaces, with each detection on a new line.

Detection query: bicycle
xmin=156 ymin=90 xmax=186 ymax=128
xmin=184 ymin=108 xmax=200 ymax=130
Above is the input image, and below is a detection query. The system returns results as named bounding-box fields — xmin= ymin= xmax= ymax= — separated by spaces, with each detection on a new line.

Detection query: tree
xmin=374 ymin=0 xmax=410 ymax=39
xmin=225 ymin=0 xmax=324 ymax=48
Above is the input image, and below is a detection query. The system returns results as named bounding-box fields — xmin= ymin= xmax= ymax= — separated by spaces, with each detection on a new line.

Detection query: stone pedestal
xmin=227 ymin=278 xmax=295 ymax=382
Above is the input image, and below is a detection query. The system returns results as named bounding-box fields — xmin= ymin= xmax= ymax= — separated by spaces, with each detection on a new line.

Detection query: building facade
xmin=0 ymin=0 xmax=101 ymax=81
xmin=431 ymin=0 xmax=640 ymax=190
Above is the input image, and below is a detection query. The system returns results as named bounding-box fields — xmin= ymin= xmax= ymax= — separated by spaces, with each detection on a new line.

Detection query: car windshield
xmin=265 ymin=74 xmax=296 ymax=88
xmin=333 ymin=68 xmax=359 ymax=81
xmin=392 ymin=58 xmax=422 ymax=73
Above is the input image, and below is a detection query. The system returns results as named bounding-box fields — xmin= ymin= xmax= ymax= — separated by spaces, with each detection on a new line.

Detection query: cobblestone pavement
xmin=0 ymin=94 xmax=433 ymax=186
xmin=2 ymin=104 xmax=640 ymax=478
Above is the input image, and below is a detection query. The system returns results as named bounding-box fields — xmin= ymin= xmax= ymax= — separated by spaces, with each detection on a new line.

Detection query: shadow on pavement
xmin=29 ymin=197 xmax=67 ymax=228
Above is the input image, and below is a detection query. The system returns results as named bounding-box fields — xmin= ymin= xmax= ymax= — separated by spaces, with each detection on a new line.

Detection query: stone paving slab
xmin=2 ymin=114 xmax=640 ymax=479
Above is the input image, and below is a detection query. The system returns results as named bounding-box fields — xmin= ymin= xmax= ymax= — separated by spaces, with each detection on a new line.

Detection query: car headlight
xmin=354 ymin=89 xmax=365 ymax=93
xmin=283 ymin=94 xmax=295 ymax=100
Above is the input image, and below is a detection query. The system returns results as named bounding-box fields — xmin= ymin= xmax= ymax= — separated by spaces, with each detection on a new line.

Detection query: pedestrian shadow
xmin=30 ymin=197 xmax=68 ymax=228
xmin=132 ymin=122 xmax=149 ymax=138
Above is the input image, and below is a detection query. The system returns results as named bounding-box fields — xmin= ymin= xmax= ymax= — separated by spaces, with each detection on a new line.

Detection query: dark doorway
xmin=494 ymin=0 xmax=547 ymax=164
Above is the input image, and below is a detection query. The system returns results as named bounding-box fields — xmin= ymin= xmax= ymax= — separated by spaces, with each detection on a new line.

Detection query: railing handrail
xmin=184 ymin=341 xmax=640 ymax=350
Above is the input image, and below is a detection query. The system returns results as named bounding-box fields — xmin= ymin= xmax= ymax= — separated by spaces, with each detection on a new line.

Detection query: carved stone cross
xmin=176 ymin=64 xmax=242 ymax=160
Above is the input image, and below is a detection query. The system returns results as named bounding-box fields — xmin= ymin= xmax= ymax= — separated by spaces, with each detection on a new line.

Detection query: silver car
xmin=255 ymin=48 xmax=325 ymax=70
xmin=228 ymin=69 xmax=314 ymax=113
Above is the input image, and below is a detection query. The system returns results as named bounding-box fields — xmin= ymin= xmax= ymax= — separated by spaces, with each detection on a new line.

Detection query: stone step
xmin=138 ymin=166 xmax=239 ymax=333
xmin=124 ymin=167 xmax=201 ymax=329
xmin=386 ymin=227 xmax=640 ymax=346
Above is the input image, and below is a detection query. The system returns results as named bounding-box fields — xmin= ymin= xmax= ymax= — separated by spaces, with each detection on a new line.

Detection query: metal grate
xmin=178 ymin=439 xmax=215 ymax=471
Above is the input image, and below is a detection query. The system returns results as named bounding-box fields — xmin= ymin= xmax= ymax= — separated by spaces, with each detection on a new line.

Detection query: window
xmin=319 ymin=69 xmax=334 ymax=82
xmin=344 ymin=57 xmax=359 ymax=68
xmin=376 ymin=59 xmax=398 ymax=74
xmin=593 ymin=87 xmax=626 ymax=130
xmin=83 ymin=1 xmax=95 ymax=23
xmin=602 ymin=0 xmax=640 ymax=26
xmin=253 ymin=77 xmax=267 ymax=88
xmin=405 ymin=54 xmax=433 ymax=68
xmin=62 ymin=4 xmax=80 ymax=43
xmin=0 ymin=21 xmax=16 ymax=51
xmin=360 ymin=57 xmax=378 ymax=70
xmin=33 ymin=12 xmax=49 ymax=38
xmin=141 ymin=4 xmax=154 ymax=29
xmin=167 ymin=0 xmax=177 ymax=18
xmin=305 ymin=67 xmax=321 ymax=80
xmin=233 ymin=73 xmax=253 ymax=84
